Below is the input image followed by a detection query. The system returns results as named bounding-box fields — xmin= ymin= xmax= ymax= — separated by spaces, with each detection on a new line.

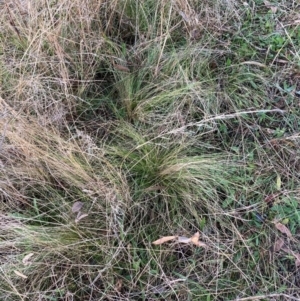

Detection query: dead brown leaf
xmin=274 ymin=238 xmax=284 ymax=252
xmin=281 ymin=247 xmax=290 ymax=253
xmin=190 ymin=232 xmax=207 ymax=247
xmin=153 ymin=232 xmax=207 ymax=247
xmin=275 ymin=222 xmax=292 ymax=238
xmin=292 ymin=253 xmax=300 ymax=267
xmin=178 ymin=236 xmax=191 ymax=243
xmin=113 ymin=64 xmax=130 ymax=72
xmin=264 ymin=193 xmax=279 ymax=206
xmin=152 ymin=236 xmax=177 ymax=245
xmin=190 ymin=232 xmax=200 ymax=245
xmin=295 ymin=256 xmax=300 ymax=267
xmin=22 ymin=253 xmax=34 ymax=266
xmin=72 ymin=201 xmax=83 ymax=213
xmin=193 ymin=241 xmax=207 ymax=247
xmin=282 ymin=248 xmax=300 ymax=267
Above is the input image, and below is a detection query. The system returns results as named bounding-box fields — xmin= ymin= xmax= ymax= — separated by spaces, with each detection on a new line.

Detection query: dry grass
xmin=1 ymin=0 xmax=300 ymax=300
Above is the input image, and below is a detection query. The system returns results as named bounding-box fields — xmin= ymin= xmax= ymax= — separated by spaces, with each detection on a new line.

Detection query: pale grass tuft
xmin=0 ymin=0 xmax=300 ymax=300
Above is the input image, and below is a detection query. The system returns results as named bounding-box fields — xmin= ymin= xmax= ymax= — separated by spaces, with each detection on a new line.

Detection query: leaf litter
xmin=22 ymin=253 xmax=34 ymax=266
xmin=72 ymin=201 xmax=84 ymax=213
xmin=153 ymin=232 xmax=207 ymax=247
xmin=72 ymin=201 xmax=89 ymax=223
xmin=274 ymin=238 xmax=285 ymax=252
xmin=275 ymin=222 xmax=292 ymax=238
xmin=272 ymin=220 xmax=300 ymax=268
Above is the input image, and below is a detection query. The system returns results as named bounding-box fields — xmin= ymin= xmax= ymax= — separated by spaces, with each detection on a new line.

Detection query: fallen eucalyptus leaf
xmin=114 ymin=64 xmax=130 ymax=72
xmin=274 ymin=238 xmax=284 ymax=252
xmin=282 ymin=248 xmax=300 ymax=267
xmin=291 ymin=252 xmax=300 ymax=267
xmin=190 ymin=232 xmax=207 ymax=247
xmin=72 ymin=201 xmax=83 ymax=213
xmin=152 ymin=236 xmax=177 ymax=245
xmin=178 ymin=236 xmax=191 ymax=243
xmin=22 ymin=253 xmax=34 ymax=266
xmin=275 ymin=222 xmax=292 ymax=238
xmin=190 ymin=232 xmax=200 ymax=245
xmin=193 ymin=241 xmax=208 ymax=247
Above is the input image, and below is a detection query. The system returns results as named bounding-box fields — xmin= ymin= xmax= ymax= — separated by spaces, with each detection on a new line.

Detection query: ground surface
xmin=0 ymin=1 xmax=300 ymax=300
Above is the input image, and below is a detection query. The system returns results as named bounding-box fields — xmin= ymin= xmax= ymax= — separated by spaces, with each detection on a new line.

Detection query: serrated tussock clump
xmin=1 ymin=0 xmax=300 ymax=300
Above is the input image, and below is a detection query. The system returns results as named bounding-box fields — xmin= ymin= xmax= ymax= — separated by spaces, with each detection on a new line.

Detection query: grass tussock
xmin=1 ymin=0 xmax=300 ymax=300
